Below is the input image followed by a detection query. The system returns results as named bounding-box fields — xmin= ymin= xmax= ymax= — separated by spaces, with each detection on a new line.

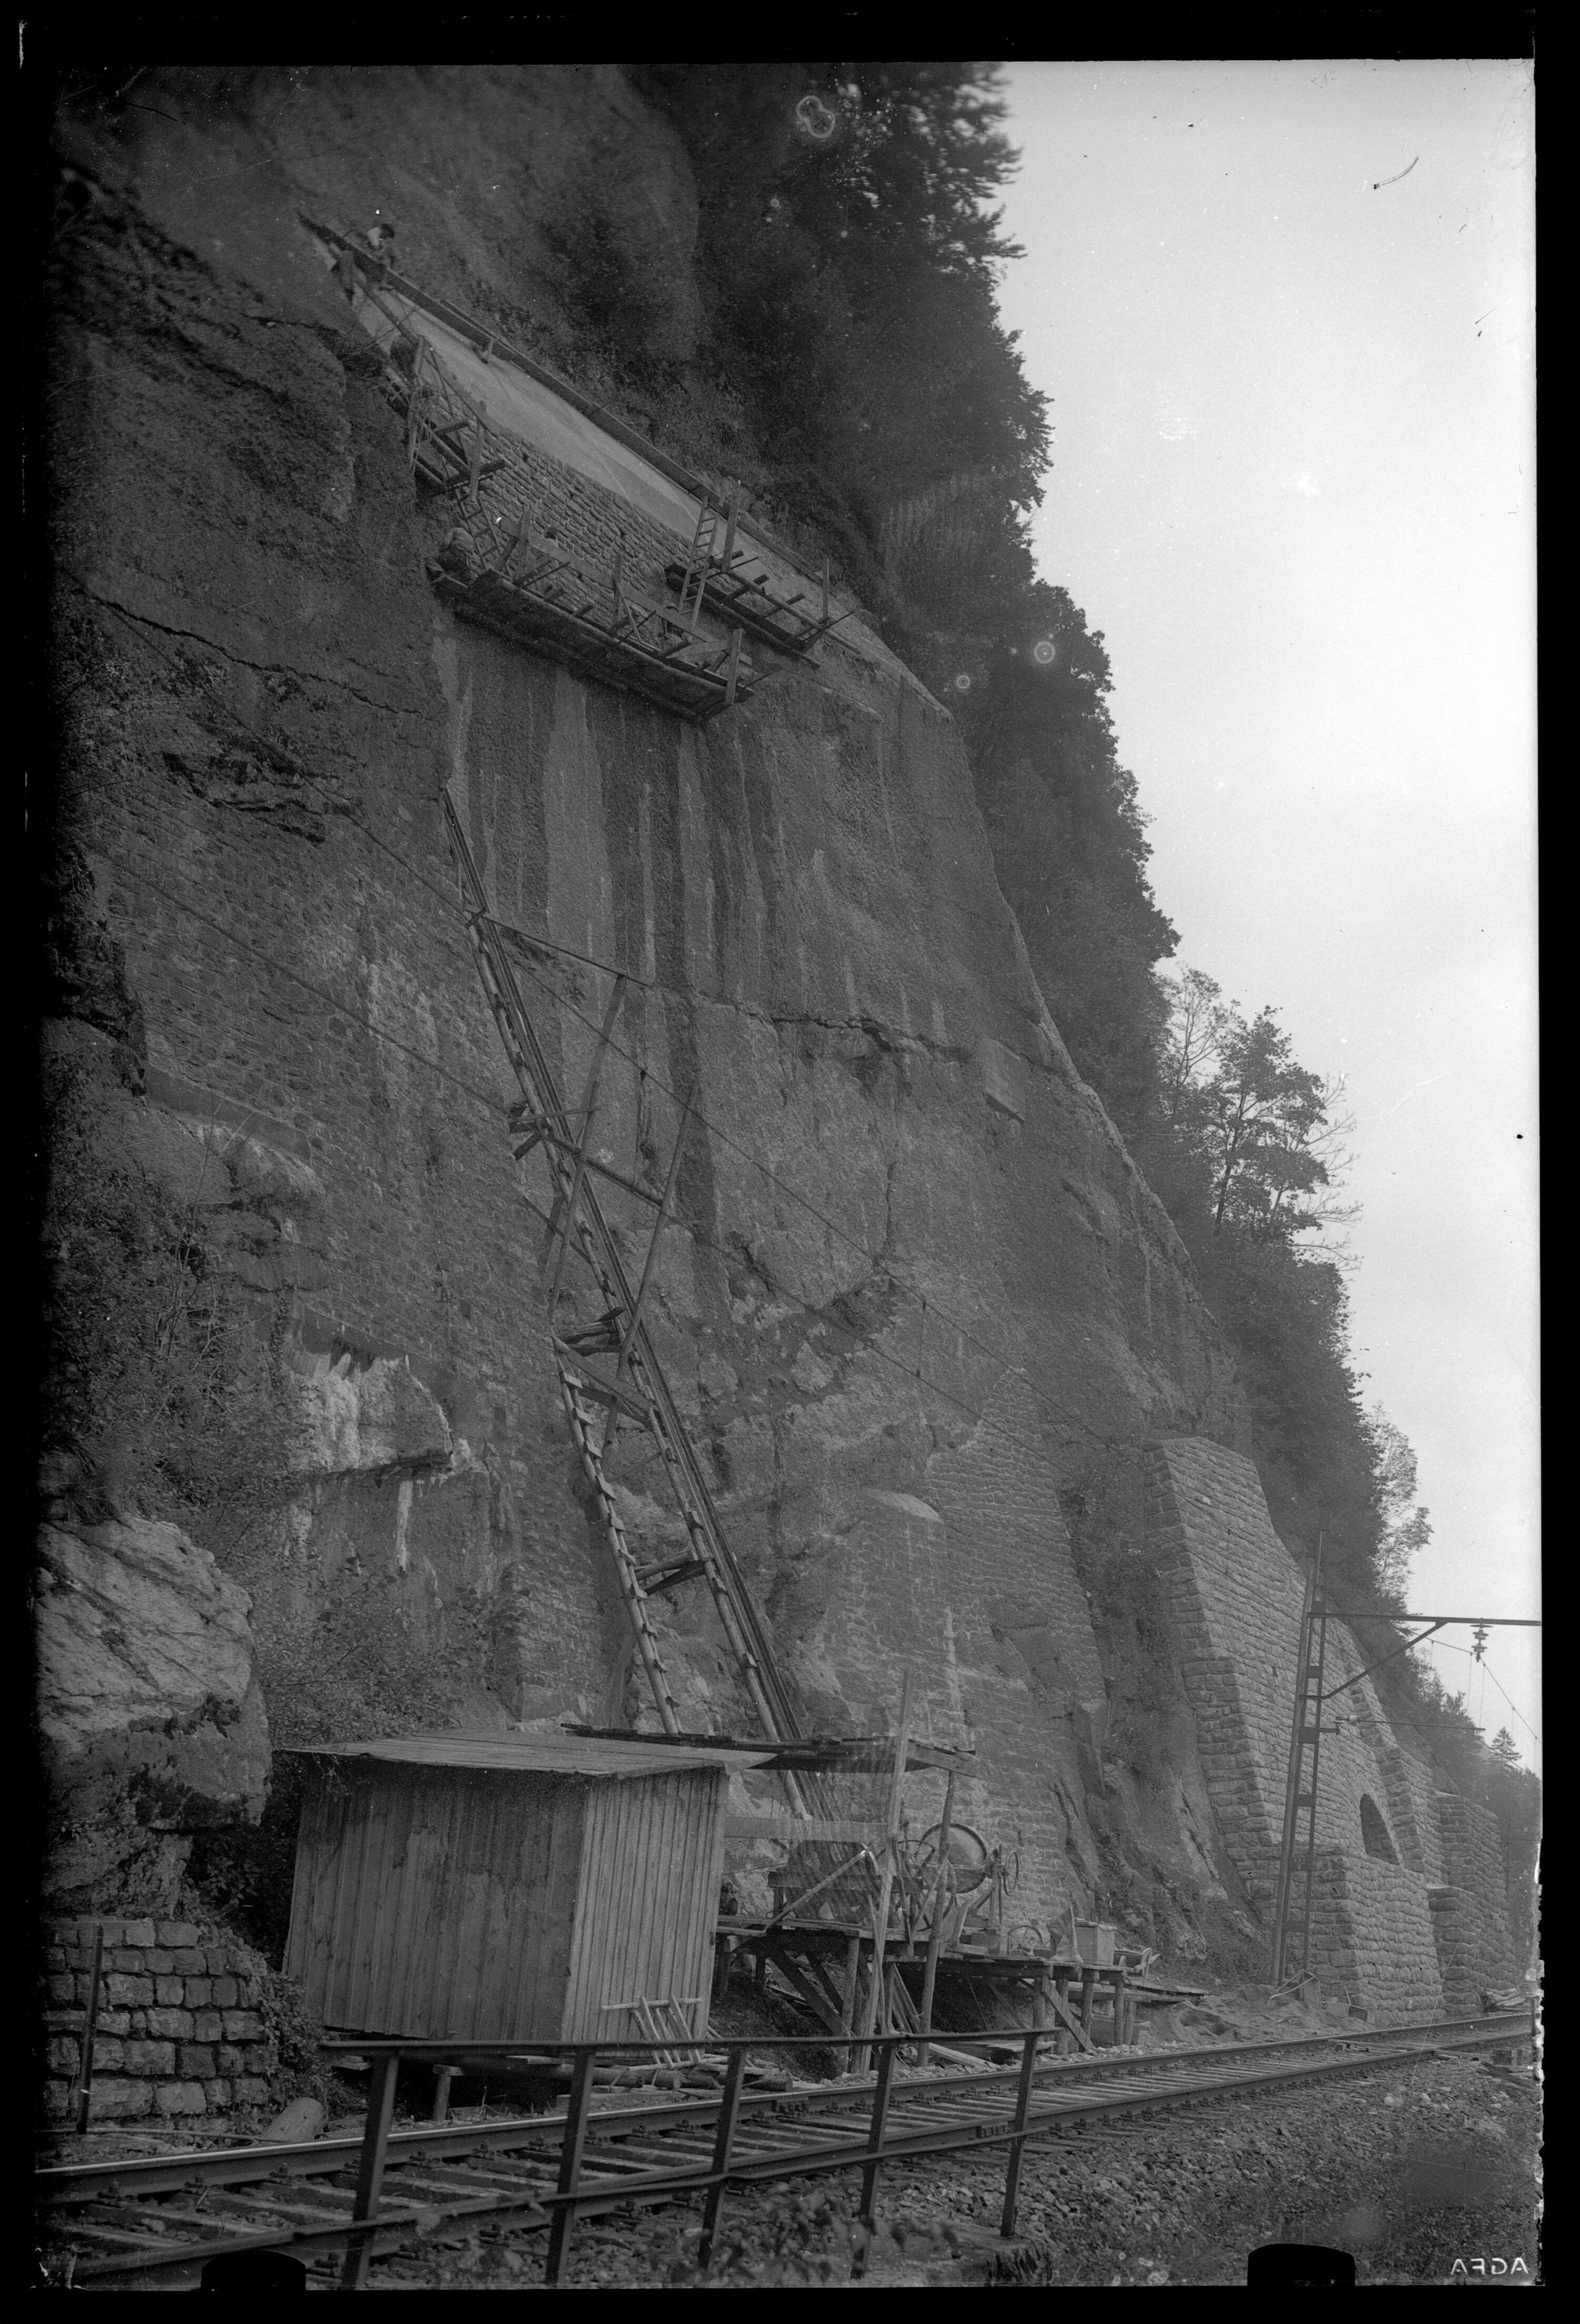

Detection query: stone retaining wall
xmin=40 ymin=1920 xmax=280 ymax=2124
xmin=1390 ymin=1747 xmax=1447 ymax=1883
xmin=1146 ymin=1440 xmax=1426 ymax=1891
xmin=1432 ymin=1794 xmax=1518 ymax=2006
xmin=1306 ymin=1847 xmax=1446 ymax=2023
xmin=1144 ymin=1437 xmax=1499 ymax=2022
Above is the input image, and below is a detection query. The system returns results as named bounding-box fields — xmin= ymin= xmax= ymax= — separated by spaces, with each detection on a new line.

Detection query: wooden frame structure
xmin=430 ymin=548 xmax=748 ymax=721
xmin=665 ymin=482 xmax=845 ymax=660
xmin=718 ymin=1924 xmax=1146 ymax=2060
xmin=358 ymin=281 xmax=753 ymax=721
xmin=399 ymin=333 xmax=506 ymax=498
xmin=442 ymin=797 xmax=797 ymax=1755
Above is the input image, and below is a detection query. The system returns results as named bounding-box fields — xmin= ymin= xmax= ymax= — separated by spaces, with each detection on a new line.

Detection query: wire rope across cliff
xmin=69 ymin=591 xmax=1142 ymax=1455
xmin=88 ymin=851 xmax=992 ymax=1434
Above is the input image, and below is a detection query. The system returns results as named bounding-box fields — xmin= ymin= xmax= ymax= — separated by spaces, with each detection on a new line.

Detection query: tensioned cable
xmin=1481 ymin=1659 xmax=1542 ymax=1751
xmin=1416 ymin=1636 xmax=1540 ymax=1752
xmin=77 ymin=594 xmax=1008 ymax=1390
xmin=350 ymin=808 xmax=999 ymax=1315
xmin=93 ymin=850 xmax=987 ymax=1426
xmin=76 ymin=591 xmax=1196 ymax=1459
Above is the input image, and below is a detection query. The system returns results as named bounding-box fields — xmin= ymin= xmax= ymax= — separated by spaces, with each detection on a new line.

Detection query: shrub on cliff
xmin=962 ymin=590 xmax=1179 ymax=1144
xmin=636 ymin=62 xmax=1050 ymax=629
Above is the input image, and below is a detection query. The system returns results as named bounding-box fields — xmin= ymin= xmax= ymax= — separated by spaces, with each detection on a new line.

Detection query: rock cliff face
xmin=42 ymin=68 xmax=1256 ymax=1946
xmin=37 ymin=1518 xmax=269 ymax=1913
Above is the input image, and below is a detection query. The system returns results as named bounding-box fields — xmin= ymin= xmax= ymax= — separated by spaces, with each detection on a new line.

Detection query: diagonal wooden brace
xmin=547 ymin=974 xmax=627 ymax=1310
xmin=602 ymin=1090 xmax=693 ymax=1457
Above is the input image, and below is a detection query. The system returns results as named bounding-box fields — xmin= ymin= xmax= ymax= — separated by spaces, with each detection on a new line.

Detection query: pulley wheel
xmin=912 ymin=1822 xmax=992 ymax=1894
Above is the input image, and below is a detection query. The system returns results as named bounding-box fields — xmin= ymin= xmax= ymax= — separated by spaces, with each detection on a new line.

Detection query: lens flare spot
xmin=1032 ymin=638 xmax=1057 ymax=666
xmin=953 ymin=673 xmax=972 ymax=693
xmin=793 ymin=93 xmax=839 ymax=143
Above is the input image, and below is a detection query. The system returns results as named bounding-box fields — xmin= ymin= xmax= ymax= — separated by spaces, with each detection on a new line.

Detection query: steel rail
xmin=39 ymin=2012 xmax=1531 ymax=2286
xmin=37 ymin=2007 xmax=1513 ymax=2201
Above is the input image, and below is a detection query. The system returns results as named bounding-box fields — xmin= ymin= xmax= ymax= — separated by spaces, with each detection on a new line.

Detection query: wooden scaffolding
xmin=353 ymin=273 xmax=752 ymax=721
xmin=665 ymin=482 xmax=845 ymax=660
xmin=430 ymin=543 xmax=747 ymax=721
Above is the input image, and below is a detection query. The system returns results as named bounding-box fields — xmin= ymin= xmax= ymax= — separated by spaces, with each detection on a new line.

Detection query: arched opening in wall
xmin=1359 ymin=1794 xmax=1398 ymax=1863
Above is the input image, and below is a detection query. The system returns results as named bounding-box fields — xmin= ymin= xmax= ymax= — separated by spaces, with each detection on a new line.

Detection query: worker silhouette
xmin=1247 ymin=2242 xmax=1356 ymax=2287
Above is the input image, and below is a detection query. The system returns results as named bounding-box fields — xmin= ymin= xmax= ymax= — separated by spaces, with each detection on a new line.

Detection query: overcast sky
xmin=993 ymin=60 xmax=1538 ymax=1764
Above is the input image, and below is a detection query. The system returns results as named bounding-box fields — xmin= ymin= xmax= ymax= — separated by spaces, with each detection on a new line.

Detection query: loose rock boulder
xmin=36 ymin=1516 xmax=270 ymax=1911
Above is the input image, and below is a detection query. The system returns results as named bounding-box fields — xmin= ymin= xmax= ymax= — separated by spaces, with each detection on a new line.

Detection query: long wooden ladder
xmin=559 ymin=1367 xmax=685 ymax=1737
xmin=674 ymin=484 xmax=740 ymax=631
xmin=1270 ymin=1532 xmax=1330 ymax=1984
xmin=440 ymin=791 xmax=803 ymax=1753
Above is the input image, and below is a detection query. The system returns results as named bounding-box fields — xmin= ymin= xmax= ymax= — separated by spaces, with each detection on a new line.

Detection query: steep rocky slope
xmin=40 ymin=67 xmax=1258 ymax=1962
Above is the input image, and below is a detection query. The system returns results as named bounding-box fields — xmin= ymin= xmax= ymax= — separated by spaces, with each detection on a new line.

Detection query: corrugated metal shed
xmin=283 ymin=1734 xmax=773 ymax=2044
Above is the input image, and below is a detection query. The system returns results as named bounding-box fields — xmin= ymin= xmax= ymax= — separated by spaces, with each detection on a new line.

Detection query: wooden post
xmin=999 ymin=2026 xmax=1042 ymax=2239
xmin=1080 ymin=1967 xmax=1097 ymax=2041
xmin=1054 ymin=1967 xmax=1072 ymax=2055
xmin=340 ymin=2051 xmax=400 ymax=2289
xmin=1032 ymin=1971 xmax=1049 ymax=2037
xmin=856 ymin=1670 xmax=915 ymax=2073
xmin=851 ymin=2038 xmax=898 ymax=2279
xmin=1112 ymin=1969 xmax=1128 ymax=2046
xmin=723 ymin=626 xmax=743 ymax=710
xmin=467 ymin=417 xmax=483 ymax=502
xmin=1043 ymin=1975 xmax=1092 ymax=2055
xmin=916 ymin=1770 xmax=956 ymax=2068
xmin=430 ymin=2064 xmax=457 ymax=2123
xmin=543 ymin=2049 xmax=595 ymax=2286
xmin=697 ymin=2047 xmax=747 ymax=2270
xmin=839 ymin=1931 xmax=861 ymax=2074
xmin=722 ymin=479 xmax=740 ymax=571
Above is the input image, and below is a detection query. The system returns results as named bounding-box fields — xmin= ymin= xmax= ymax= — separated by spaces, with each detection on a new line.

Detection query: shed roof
xmin=289 ymin=1732 xmax=776 ymax=1781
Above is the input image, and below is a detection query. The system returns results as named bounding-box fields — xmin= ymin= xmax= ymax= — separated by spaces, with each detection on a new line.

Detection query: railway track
xmin=36 ymin=2010 xmax=1532 ymax=2288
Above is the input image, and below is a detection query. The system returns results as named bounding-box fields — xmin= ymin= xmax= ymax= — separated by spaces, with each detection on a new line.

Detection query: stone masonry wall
xmin=1306 ymin=1850 xmax=1446 ymax=2023
xmin=1147 ymin=1438 xmax=1456 ymax=2020
xmin=1148 ymin=1439 xmax=1436 ymax=1877
xmin=1433 ymin=1793 xmax=1517 ymax=2006
xmin=1391 ymin=1748 xmax=1447 ymax=1883
xmin=41 ymin=1920 xmax=279 ymax=2125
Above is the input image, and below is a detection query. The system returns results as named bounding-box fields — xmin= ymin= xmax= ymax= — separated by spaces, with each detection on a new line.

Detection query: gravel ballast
xmin=364 ymin=2044 xmax=1539 ymax=2289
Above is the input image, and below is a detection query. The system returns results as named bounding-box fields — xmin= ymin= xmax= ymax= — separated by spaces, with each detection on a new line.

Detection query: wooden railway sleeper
xmin=43 ymin=2017 xmax=1529 ymax=2286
